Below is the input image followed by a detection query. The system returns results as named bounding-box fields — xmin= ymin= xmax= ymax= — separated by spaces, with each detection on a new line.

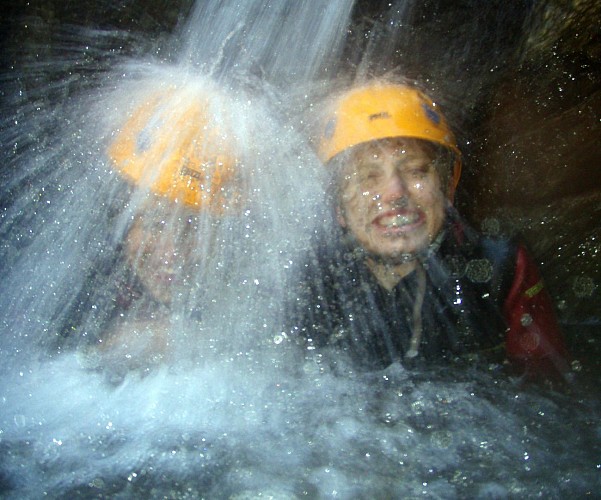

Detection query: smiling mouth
xmin=374 ymin=211 xmax=422 ymax=229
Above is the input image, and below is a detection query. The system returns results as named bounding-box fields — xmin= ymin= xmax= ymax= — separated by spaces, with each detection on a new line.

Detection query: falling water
xmin=1 ymin=1 xmax=599 ymax=498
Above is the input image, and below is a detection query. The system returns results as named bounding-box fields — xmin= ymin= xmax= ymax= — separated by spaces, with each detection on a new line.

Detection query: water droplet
xmin=466 ymin=259 xmax=492 ymax=283
xmin=573 ymin=276 xmax=596 ymax=297
xmin=520 ymin=313 xmax=533 ymax=327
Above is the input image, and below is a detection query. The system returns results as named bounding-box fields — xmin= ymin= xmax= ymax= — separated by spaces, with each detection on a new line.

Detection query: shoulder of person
xmin=443 ymin=211 xmax=518 ymax=264
xmin=439 ymin=215 xmax=524 ymax=298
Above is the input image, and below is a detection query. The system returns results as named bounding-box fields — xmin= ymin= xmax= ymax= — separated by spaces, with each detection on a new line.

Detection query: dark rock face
xmin=458 ymin=1 xmax=601 ymax=372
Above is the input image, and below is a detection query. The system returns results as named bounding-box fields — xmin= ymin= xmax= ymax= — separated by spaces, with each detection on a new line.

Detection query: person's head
xmin=124 ymin=199 xmax=202 ymax=306
xmin=109 ymin=86 xmax=243 ymax=304
xmin=317 ymin=80 xmax=461 ymax=262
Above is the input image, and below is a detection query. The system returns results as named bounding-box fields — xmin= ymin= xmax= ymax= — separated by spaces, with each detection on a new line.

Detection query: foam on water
xmin=1 ymin=355 xmax=599 ymax=497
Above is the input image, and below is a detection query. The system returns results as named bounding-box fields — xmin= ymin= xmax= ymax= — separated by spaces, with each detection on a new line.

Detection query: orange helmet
xmin=318 ymin=82 xmax=462 ymax=190
xmin=108 ymin=88 xmax=240 ymax=212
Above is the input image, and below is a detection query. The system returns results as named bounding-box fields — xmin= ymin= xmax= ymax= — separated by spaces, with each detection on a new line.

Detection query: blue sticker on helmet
xmin=324 ymin=118 xmax=336 ymax=139
xmin=421 ymin=103 xmax=440 ymax=125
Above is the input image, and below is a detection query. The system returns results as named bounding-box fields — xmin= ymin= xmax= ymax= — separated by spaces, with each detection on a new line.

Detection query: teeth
xmin=380 ymin=213 xmax=418 ymax=228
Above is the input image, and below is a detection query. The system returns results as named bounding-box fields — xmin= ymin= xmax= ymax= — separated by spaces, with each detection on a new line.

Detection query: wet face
xmin=125 ymin=212 xmax=199 ymax=305
xmin=336 ymin=138 xmax=449 ymax=261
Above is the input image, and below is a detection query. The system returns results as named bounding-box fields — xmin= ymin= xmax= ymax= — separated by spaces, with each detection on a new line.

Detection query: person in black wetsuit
xmin=289 ymin=79 xmax=572 ymax=381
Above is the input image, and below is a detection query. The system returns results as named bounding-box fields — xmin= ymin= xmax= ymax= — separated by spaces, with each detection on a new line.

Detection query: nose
xmin=381 ymin=170 xmax=407 ymax=203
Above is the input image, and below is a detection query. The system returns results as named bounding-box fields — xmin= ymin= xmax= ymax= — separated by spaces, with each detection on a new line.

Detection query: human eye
xmin=358 ymin=166 xmax=383 ymax=184
xmin=416 ymin=164 xmax=433 ymax=177
xmin=401 ymin=162 xmax=429 ymax=179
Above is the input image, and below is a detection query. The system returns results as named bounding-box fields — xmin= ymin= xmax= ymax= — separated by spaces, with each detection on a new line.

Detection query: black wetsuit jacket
xmin=289 ymin=210 xmax=570 ymax=377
